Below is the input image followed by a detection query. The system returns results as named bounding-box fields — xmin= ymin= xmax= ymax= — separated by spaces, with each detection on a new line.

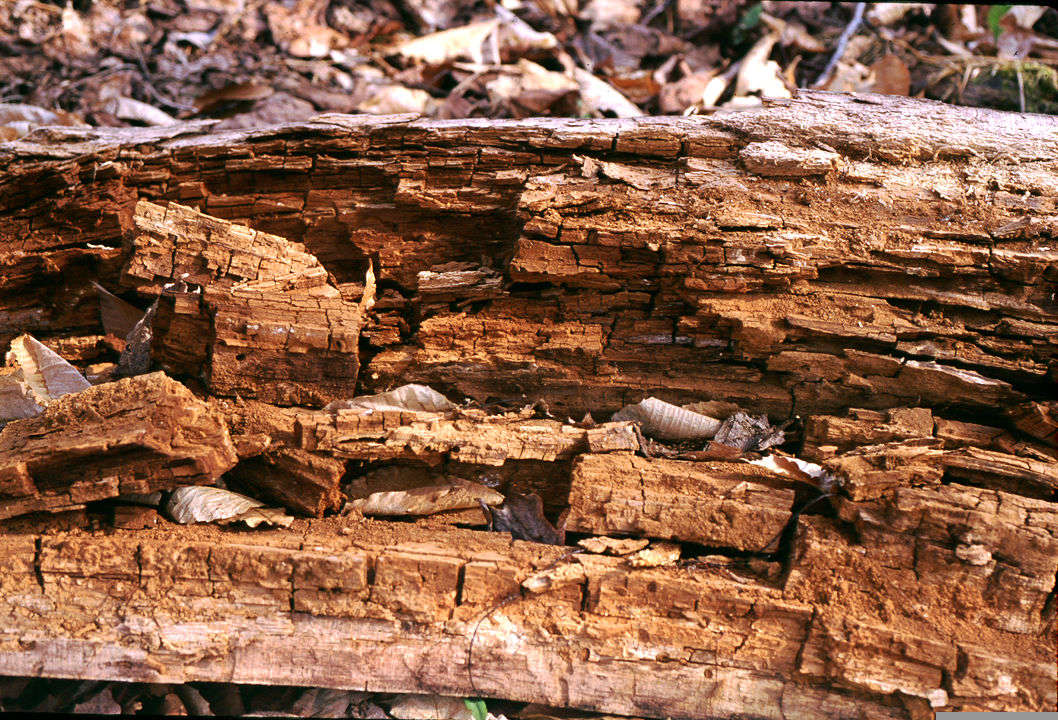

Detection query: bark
xmin=0 ymin=92 xmax=1056 ymax=716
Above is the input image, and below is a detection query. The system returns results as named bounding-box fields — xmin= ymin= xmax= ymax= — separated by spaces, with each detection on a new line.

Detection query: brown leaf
xmin=193 ymin=82 xmax=275 ymax=115
xmin=871 ymin=55 xmax=911 ymax=96
xmin=484 ymin=492 xmax=565 ymax=545
xmin=91 ymin=281 xmax=146 ymax=339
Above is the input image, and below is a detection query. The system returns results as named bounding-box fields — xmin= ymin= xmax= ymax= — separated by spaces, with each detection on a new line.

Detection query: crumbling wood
xmin=1 ymin=94 xmax=1055 ymax=419
xmin=296 ymin=406 xmax=638 ymax=465
xmin=0 ymin=372 xmax=237 ymax=519
xmin=122 ymin=200 xmax=369 ymax=406
xmin=0 ymin=516 xmax=1052 ymax=716
xmin=565 ymin=453 xmax=795 ymax=551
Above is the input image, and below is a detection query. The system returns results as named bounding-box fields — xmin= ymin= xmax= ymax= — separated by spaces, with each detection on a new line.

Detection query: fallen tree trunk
xmin=0 ymin=92 xmax=1056 ymax=716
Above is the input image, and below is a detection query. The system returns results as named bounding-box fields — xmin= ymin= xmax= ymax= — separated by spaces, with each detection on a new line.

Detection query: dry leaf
xmin=870 ymin=55 xmax=911 ymax=96
xmin=0 ymin=367 xmax=43 ymax=423
xmin=733 ymin=33 xmax=792 ymax=100
xmin=357 ymin=84 xmax=435 ymax=115
xmin=627 ymin=541 xmax=681 ymax=568
xmin=350 ymin=479 xmax=503 ymax=516
xmin=165 ymin=486 xmax=293 ymax=528
xmin=573 ymin=67 xmax=642 ymax=117
xmin=389 ymin=20 xmax=499 ymax=65
xmin=0 ymin=103 xmax=86 ymax=140
xmin=193 ymin=82 xmax=275 ymax=115
xmin=91 ymin=281 xmax=146 ymax=339
xmin=577 ymin=536 xmax=650 ymax=556
xmin=484 ymin=492 xmax=565 ymax=545
xmin=6 ymin=333 xmax=91 ymax=403
xmin=103 ymin=96 xmax=177 ymax=126
xmin=612 ymin=397 xmax=721 ymax=440
xmin=713 ymin=412 xmax=785 ymax=452
xmin=324 ymin=383 xmax=456 ymax=414
xmin=220 ymin=506 xmax=295 ymax=529
xmin=165 ymin=485 xmax=262 ymax=523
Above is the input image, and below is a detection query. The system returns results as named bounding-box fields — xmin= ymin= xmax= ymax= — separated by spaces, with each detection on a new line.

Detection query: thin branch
xmin=812 ymin=2 xmax=867 ymax=89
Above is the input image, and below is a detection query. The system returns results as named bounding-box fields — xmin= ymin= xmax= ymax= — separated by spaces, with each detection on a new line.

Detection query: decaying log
xmin=1 ymin=94 xmax=1057 ymax=716
xmin=0 ymin=372 xmax=236 ymax=519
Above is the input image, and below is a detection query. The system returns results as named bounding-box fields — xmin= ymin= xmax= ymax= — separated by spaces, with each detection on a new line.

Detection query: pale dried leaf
xmin=91 ymin=281 xmax=145 ymax=338
xmin=165 ymin=485 xmax=264 ymax=524
xmin=0 ymin=367 xmax=43 ymax=422
xmin=6 ymin=333 xmax=91 ymax=403
xmin=627 ymin=541 xmax=681 ymax=568
xmin=357 ymin=85 xmax=434 ymax=115
xmin=389 ymin=20 xmax=499 ymax=65
xmin=577 ymin=536 xmax=650 ymax=555
xmin=324 ymin=384 xmax=456 ymax=414
xmin=612 ymin=397 xmax=721 ymax=440
xmin=866 ymin=3 xmax=933 ymax=27
xmin=573 ymin=68 xmax=642 ymax=117
xmin=495 ymin=6 xmax=557 ymax=57
xmin=733 ymin=33 xmax=791 ymax=100
xmin=219 ymin=506 xmax=295 ymax=529
xmin=1007 ymin=6 xmax=1047 ymax=29
xmin=103 ymin=96 xmax=177 ymax=126
xmin=351 ymin=480 xmax=503 ymax=516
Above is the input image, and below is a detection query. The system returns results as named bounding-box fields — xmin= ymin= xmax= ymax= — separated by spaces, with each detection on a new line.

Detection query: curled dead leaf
xmin=349 ymin=479 xmax=503 ymax=516
xmin=164 ymin=486 xmax=294 ymax=528
xmin=6 ymin=333 xmax=91 ymax=405
xmin=324 ymin=383 xmax=456 ymax=414
xmin=612 ymin=397 xmax=721 ymax=440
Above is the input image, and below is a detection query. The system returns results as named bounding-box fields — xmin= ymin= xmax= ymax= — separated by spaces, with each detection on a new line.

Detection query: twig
xmin=812 ymin=2 xmax=867 ymax=89
xmin=641 ymin=0 xmax=674 ymax=27
xmin=1016 ymin=61 xmax=1026 ymax=113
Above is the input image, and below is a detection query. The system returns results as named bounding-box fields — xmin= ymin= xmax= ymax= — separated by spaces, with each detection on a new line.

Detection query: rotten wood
xmin=0 ymin=372 xmax=237 ymax=519
xmin=0 ymin=93 xmax=1056 ymax=716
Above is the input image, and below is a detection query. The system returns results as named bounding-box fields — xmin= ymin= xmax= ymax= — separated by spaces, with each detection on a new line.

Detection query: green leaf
xmin=988 ymin=5 xmax=1012 ymax=41
xmin=737 ymin=2 xmax=764 ymax=32
xmin=464 ymin=698 xmax=488 ymax=720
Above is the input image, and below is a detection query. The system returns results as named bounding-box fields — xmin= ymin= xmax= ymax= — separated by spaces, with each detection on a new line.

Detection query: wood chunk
xmin=819 ymin=482 xmax=1058 ymax=636
xmin=112 ymin=505 xmax=159 ymax=529
xmin=0 ymin=372 xmax=237 ymax=519
xmin=803 ymin=407 xmax=934 ymax=461
xmin=940 ymin=447 xmax=1058 ymax=499
xmin=1008 ymin=401 xmax=1058 ymax=446
xmin=297 ymin=406 xmax=633 ymax=467
xmin=226 ymin=446 xmax=346 ymax=517
xmin=933 ymin=417 xmax=1009 ymax=449
xmin=823 ymin=439 xmax=946 ymax=501
xmin=122 ymin=201 xmax=368 ymax=406
xmin=565 ymin=453 xmax=795 ymax=551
